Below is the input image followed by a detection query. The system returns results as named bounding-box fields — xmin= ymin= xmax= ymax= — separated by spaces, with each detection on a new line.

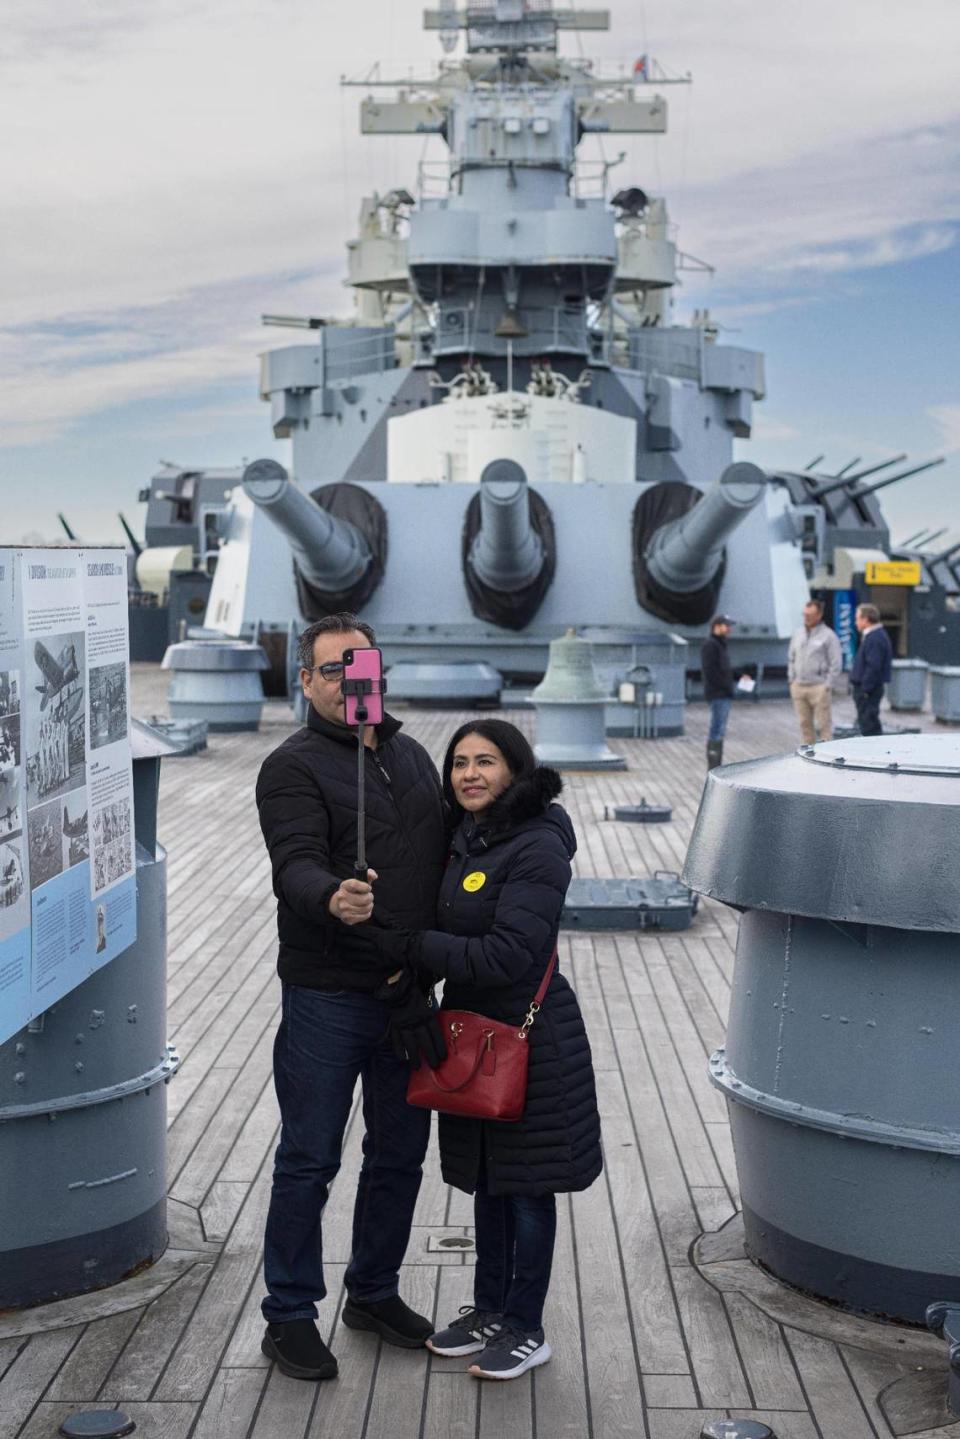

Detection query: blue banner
xmin=834 ymin=589 xmax=857 ymax=671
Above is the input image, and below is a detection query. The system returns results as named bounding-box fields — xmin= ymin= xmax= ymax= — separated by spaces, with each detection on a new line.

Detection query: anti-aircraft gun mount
xmin=150 ymin=1 xmax=945 ymax=703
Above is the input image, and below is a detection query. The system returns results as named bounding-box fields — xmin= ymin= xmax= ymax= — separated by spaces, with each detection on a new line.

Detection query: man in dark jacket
xmin=850 ymin=602 xmax=893 ymax=736
xmin=256 ymin=613 xmax=447 ymax=1381
xmin=700 ymin=615 xmax=736 ymax=769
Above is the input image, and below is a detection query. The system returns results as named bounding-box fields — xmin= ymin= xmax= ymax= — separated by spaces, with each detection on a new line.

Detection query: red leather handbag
xmin=406 ymin=950 xmax=557 ymax=1122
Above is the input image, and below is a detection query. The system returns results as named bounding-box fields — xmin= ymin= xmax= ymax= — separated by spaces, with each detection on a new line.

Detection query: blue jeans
xmin=261 ymin=984 xmax=430 ymax=1323
xmin=708 ymin=698 xmax=733 ymax=741
xmin=473 ymin=1187 xmax=557 ymax=1332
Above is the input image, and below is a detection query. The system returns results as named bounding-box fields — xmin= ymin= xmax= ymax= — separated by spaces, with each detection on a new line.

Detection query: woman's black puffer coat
xmin=415 ymin=767 xmax=602 ymax=1198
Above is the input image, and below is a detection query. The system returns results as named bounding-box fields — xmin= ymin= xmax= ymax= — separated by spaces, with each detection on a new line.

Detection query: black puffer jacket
xmin=256 ymin=706 xmax=446 ymax=990
xmin=415 ymin=768 xmax=602 ymax=1198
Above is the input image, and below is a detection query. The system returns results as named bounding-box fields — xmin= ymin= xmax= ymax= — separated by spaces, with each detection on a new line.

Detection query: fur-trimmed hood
xmin=454 ymin=765 xmax=575 ymax=860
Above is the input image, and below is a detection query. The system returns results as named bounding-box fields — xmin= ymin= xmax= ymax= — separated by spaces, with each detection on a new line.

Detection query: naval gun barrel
xmin=468 ymin=459 xmax=545 ymax=592
xmin=242 ymin=458 xmax=371 ymax=595
xmin=645 ymin=462 xmax=767 ymax=595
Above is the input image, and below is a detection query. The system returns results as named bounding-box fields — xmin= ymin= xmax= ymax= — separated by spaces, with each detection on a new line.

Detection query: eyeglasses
xmin=304 ymin=661 xmax=345 ymax=681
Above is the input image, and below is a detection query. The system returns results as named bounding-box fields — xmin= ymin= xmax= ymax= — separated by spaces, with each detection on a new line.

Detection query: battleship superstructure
xmin=144 ymin=0 xmax=932 ymax=693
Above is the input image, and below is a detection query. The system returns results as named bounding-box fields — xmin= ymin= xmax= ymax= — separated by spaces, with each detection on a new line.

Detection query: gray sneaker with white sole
xmin=468 ymin=1325 xmax=552 ymax=1379
xmin=426 ymin=1307 xmax=503 ymax=1357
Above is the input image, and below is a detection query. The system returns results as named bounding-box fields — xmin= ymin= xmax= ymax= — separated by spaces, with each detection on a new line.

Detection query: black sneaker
xmin=468 ymin=1325 xmax=552 ymax=1380
xmin=427 ymin=1307 xmax=503 ymax=1357
xmin=341 ymin=1294 xmax=434 ymax=1349
xmin=261 ymin=1320 xmax=338 ymax=1381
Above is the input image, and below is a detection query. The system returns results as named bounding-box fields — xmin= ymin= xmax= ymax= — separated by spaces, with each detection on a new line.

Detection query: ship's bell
xmin=531 ymin=630 xmax=627 ymax=770
xmin=494 ymin=307 xmax=528 ymax=339
xmin=532 ymin=629 xmax=609 ymax=704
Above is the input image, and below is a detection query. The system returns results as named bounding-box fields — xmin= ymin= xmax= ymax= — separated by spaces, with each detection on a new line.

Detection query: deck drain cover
xmin=60 ymin=1412 xmax=136 ymax=1439
xmin=427 ymin=1233 xmax=476 ymax=1253
xmin=604 ymin=802 xmax=672 ymax=824
xmin=700 ymin=1422 xmax=774 ymax=1439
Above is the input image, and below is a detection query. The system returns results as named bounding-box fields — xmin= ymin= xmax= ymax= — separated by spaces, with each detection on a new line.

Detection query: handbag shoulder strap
xmin=531 ymin=946 xmax=558 ymax=1008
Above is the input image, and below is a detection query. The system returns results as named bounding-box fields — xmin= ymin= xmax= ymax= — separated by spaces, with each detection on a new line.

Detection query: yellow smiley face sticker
xmin=462 ymin=871 xmax=487 ymax=893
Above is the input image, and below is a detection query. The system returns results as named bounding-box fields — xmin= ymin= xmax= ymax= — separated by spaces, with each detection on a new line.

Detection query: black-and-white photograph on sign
xmin=0 ymin=840 xmax=26 ymax=939
xmin=62 ymin=793 xmax=89 ymax=868
xmin=28 ymin=797 xmax=64 ymax=891
xmin=24 ymin=633 xmax=86 ymax=808
xmin=0 ymin=712 xmax=22 ymax=839
xmin=0 ymin=671 xmax=20 ymax=719
xmin=92 ymin=796 xmax=133 ymax=893
xmin=89 ymin=661 xmax=128 ymax=750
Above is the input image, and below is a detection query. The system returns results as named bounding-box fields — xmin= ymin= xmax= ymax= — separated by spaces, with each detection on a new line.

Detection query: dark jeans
xmin=473 ymin=1185 xmax=557 ymax=1332
xmin=708 ymin=697 xmax=733 ymax=741
xmin=853 ymin=684 xmax=884 ymax=736
xmin=261 ymin=984 xmax=430 ymax=1323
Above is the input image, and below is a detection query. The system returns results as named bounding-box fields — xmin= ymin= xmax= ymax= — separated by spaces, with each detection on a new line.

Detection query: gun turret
xmin=645 ymin=462 xmax=767 ymax=597
xmin=242 ymin=459 xmax=373 ymax=601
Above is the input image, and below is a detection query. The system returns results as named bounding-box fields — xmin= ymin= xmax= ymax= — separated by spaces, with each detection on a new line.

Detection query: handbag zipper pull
xmin=481 ymin=1030 xmax=496 ymax=1076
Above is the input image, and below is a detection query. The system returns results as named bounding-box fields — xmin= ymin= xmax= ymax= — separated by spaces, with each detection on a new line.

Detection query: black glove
xmin=364 ymin=925 xmax=421 ymax=968
xmin=374 ymin=968 xmax=447 ymax=1069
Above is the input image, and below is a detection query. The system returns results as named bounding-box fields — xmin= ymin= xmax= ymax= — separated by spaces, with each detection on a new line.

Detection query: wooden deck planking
xmin=6 ymin=672 xmax=934 ymax=1438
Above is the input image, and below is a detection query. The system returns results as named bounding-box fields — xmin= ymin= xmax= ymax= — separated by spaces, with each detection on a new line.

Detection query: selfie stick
xmin=342 ymin=677 xmax=371 ymax=881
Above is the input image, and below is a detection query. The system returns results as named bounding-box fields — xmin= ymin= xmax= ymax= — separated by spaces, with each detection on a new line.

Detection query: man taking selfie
xmin=255 ymin=612 xmax=447 ymax=1380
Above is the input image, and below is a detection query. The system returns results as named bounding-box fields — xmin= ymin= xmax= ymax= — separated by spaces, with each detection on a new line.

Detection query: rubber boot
xmin=706 ymin=740 xmax=723 ymax=770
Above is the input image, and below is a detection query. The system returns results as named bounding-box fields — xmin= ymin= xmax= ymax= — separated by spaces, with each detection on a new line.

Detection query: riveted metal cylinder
xmin=684 ymin=734 xmax=960 ymax=1323
xmin=0 ymin=850 xmax=176 ymax=1307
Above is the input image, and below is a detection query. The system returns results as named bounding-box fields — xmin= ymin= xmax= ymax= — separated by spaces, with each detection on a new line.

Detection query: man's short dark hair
xmin=805 ymin=597 xmax=825 ymax=615
xmin=441 ymin=719 xmax=536 ymax=814
xmin=857 ymin=603 xmax=881 ymax=625
xmin=297 ymin=613 xmax=376 ymax=670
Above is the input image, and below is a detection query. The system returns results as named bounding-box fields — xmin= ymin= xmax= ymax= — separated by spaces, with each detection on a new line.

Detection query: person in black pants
xmin=700 ymin=615 xmax=736 ymax=768
xmin=255 ymin=613 xmax=448 ymax=1381
xmin=365 ymin=719 xmax=602 ymax=1381
xmin=850 ymin=603 xmax=893 ymax=736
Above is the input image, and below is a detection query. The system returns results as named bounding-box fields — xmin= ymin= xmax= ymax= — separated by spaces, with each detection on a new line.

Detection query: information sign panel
xmin=0 ymin=548 xmax=137 ymax=1046
xmin=865 ymin=560 xmax=922 ymax=587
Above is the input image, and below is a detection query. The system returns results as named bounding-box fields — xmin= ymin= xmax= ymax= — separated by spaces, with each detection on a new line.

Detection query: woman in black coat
xmin=367 ymin=719 xmax=602 ymax=1381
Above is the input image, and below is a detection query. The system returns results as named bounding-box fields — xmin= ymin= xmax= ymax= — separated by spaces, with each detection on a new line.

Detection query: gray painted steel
xmin=385 ymin=661 xmax=502 ymax=703
xmin=163 ymin=640 xmax=269 ymax=732
xmin=561 ymin=875 xmax=696 ymax=931
xmin=683 ymin=733 xmax=960 ymax=1322
xmin=0 ymin=849 xmax=174 ymax=1307
xmin=889 ymin=658 xmax=929 ymax=711
xmin=469 ymin=460 xmax=544 ymax=593
xmin=532 ymin=631 xmax=626 ymax=769
xmin=645 ymin=462 xmax=766 ymax=594
xmin=584 ymin=627 xmax=688 ymax=736
xmin=931 ymin=666 xmax=960 ymax=723
xmin=242 ymin=459 xmax=371 ymax=594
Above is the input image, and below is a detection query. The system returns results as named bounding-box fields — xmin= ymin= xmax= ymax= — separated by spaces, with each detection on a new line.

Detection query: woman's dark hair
xmin=441 ymin=719 xmax=536 ymax=813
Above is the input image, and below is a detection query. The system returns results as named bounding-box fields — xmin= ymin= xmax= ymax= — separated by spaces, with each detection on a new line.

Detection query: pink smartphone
xmin=342 ymin=647 xmax=385 ymax=726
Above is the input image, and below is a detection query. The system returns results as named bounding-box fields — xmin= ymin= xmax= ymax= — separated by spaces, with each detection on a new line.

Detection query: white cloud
xmin=929 ymin=405 xmax=960 ymax=453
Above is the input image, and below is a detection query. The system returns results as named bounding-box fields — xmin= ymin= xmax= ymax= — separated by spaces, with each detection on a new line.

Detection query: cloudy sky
xmin=2 ymin=0 xmax=959 ymax=547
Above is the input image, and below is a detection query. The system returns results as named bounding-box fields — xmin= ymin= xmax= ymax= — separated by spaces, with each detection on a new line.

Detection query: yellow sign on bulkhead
xmin=463 ymin=871 xmax=487 ymax=892
xmin=864 ymin=560 xmax=922 ymax=587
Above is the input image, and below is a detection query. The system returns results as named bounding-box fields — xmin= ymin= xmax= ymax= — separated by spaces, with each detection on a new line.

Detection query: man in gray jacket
xmin=788 ymin=598 xmax=843 ymax=744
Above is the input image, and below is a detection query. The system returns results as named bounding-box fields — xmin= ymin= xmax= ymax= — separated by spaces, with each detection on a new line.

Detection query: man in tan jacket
xmin=788 ymin=598 xmax=843 ymax=744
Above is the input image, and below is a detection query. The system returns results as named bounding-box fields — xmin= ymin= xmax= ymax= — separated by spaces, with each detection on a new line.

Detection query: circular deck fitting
xmin=700 ymin=1423 xmax=774 ymax=1439
xmin=800 ymin=733 xmax=960 ymax=777
xmin=60 ymin=1411 xmax=136 ymax=1439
